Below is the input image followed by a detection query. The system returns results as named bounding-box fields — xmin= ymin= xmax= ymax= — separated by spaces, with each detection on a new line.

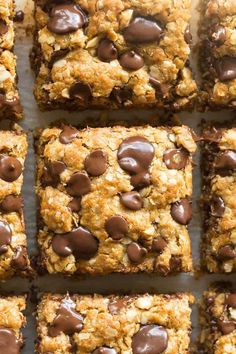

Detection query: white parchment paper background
xmin=0 ymin=0 xmax=235 ymax=352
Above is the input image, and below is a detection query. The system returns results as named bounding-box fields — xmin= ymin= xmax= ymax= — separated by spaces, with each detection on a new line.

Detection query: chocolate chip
xmin=119 ymin=51 xmax=144 ymax=71
xmin=0 ymin=195 xmax=23 ymax=213
xmin=132 ymin=325 xmax=168 ymax=354
xmin=41 ymin=161 xmax=66 ymax=187
xmin=11 ymin=246 xmax=27 ymax=271
xmin=108 ymin=298 xmax=127 ymax=314
xmin=47 ymin=4 xmax=87 ymax=34
xmin=0 ymin=156 xmax=22 ymax=182
xmin=149 ymin=77 xmax=169 ymax=98
xmin=184 ymin=25 xmax=192 ymax=44
xmin=211 ymin=25 xmax=226 ymax=46
xmin=110 ymin=87 xmax=132 ymax=104
xmin=52 ymin=226 xmax=98 ymax=259
xmin=69 ymin=81 xmax=92 ymax=106
xmin=66 ymin=172 xmax=91 ymax=197
xmin=49 ymin=48 xmax=70 ymax=67
xmin=218 ymin=245 xmax=236 ymax=260
xmin=124 ymin=17 xmax=163 ymax=43
xmin=49 ymin=296 xmax=83 ymax=337
xmin=117 ymin=136 xmax=155 ymax=189
xmin=0 ymin=20 xmax=8 ymax=35
xmin=152 ymin=237 xmax=167 ymax=253
xmin=202 ymin=127 xmax=222 ymax=142
xmin=97 ymin=39 xmax=118 ymax=62
xmin=127 ymin=242 xmax=147 ymax=263
xmin=120 ymin=191 xmax=143 ymax=210
xmin=14 ymin=10 xmax=24 ymax=22
xmin=225 ymin=293 xmax=236 ymax=308
xmin=0 ymin=220 xmax=12 ymax=255
xmin=163 ymin=148 xmax=189 ymax=170
xmin=105 ymin=216 xmax=128 ymax=240
xmin=92 ymin=347 xmax=117 ymax=354
xmin=0 ymin=328 xmax=20 ymax=354
xmin=59 ymin=126 xmax=78 ymax=144
xmin=0 ymin=95 xmax=23 ymax=115
xmin=170 ymin=198 xmax=192 ymax=225
xmin=68 ymin=198 xmax=81 ymax=212
xmin=210 ymin=195 xmax=225 ymax=217
xmin=84 ymin=150 xmax=107 ymax=177
xmin=215 ymin=150 xmax=236 ymax=170
xmin=217 ymin=319 xmax=236 ymax=335
xmin=215 ymin=57 xmax=236 ymax=81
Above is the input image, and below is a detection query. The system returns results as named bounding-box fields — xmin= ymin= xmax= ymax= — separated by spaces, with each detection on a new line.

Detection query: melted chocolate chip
xmin=47 ymin=4 xmax=87 ymax=34
xmin=97 ymin=39 xmax=118 ymax=62
xmin=218 ymin=245 xmax=236 ymax=260
xmin=0 ymin=20 xmax=8 ymax=35
xmin=0 ymin=156 xmax=22 ymax=182
xmin=69 ymin=82 xmax=92 ymax=106
xmin=0 ymin=328 xmax=20 ymax=354
xmin=49 ymin=296 xmax=83 ymax=337
xmin=50 ymin=48 xmax=70 ymax=67
xmin=215 ymin=57 xmax=236 ymax=81
xmin=124 ymin=17 xmax=163 ymax=43
xmin=184 ymin=25 xmax=192 ymax=44
xmin=92 ymin=347 xmax=117 ymax=354
xmin=84 ymin=150 xmax=107 ymax=177
xmin=0 ymin=195 xmax=23 ymax=213
xmin=120 ymin=191 xmax=143 ymax=210
xmin=217 ymin=319 xmax=236 ymax=335
xmin=41 ymin=161 xmax=66 ymax=187
xmin=110 ymin=87 xmax=132 ymax=104
xmin=225 ymin=293 xmax=236 ymax=308
xmin=119 ymin=51 xmax=144 ymax=71
xmin=211 ymin=25 xmax=226 ymax=46
xmin=210 ymin=195 xmax=225 ymax=217
xmin=152 ymin=237 xmax=167 ymax=253
xmin=66 ymin=172 xmax=91 ymax=197
xmin=170 ymin=199 xmax=192 ymax=225
xmin=0 ymin=220 xmax=12 ymax=255
xmin=52 ymin=226 xmax=98 ymax=259
xmin=0 ymin=95 xmax=22 ymax=116
xmin=108 ymin=298 xmax=127 ymax=314
xmin=14 ymin=10 xmax=24 ymax=22
xmin=68 ymin=198 xmax=81 ymax=212
xmin=117 ymin=136 xmax=154 ymax=189
xmin=132 ymin=325 xmax=168 ymax=354
xmin=149 ymin=77 xmax=169 ymax=98
xmin=11 ymin=246 xmax=27 ymax=270
xmin=163 ymin=148 xmax=189 ymax=170
xmin=202 ymin=127 xmax=222 ymax=142
xmin=59 ymin=126 xmax=78 ymax=144
xmin=127 ymin=242 xmax=147 ymax=263
xmin=215 ymin=150 xmax=236 ymax=170
xmin=105 ymin=216 xmax=128 ymax=240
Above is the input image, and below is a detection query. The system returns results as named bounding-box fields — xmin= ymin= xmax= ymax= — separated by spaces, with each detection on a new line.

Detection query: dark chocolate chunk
xmin=59 ymin=125 xmax=78 ymax=144
xmin=132 ymin=324 xmax=168 ymax=354
xmin=120 ymin=191 xmax=143 ymax=210
xmin=66 ymin=172 xmax=91 ymax=197
xmin=41 ymin=161 xmax=66 ymax=187
xmin=124 ymin=17 xmax=163 ymax=43
xmin=215 ymin=57 xmax=236 ymax=81
xmin=170 ymin=199 xmax=192 ymax=225
xmin=69 ymin=81 xmax=92 ymax=106
xmin=127 ymin=242 xmax=147 ymax=263
xmin=84 ymin=150 xmax=107 ymax=177
xmin=49 ymin=296 xmax=83 ymax=337
xmin=117 ymin=136 xmax=154 ymax=189
xmin=105 ymin=216 xmax=128 ymax=240
xmin=0 ymin=328 xmax=20 ymax=354
xmin=92 ymin=348 xmax=117 ymax=354
xmin=14 ymin=10 xmax=24 ymax=22
xmin=149 ymin=76 xmax=169 ymax=98
xmin=0 ymin=95 xmax=22 ymax=115
xmin=50 ymin=48 xmax=70 ymax=67
xmin=215 ymin=150 xmax=236 ymax=170
xmin=152 ymin=237 xmax=167 ymax=253
xmin=0 ymin=220 xmax=12 ymax=255
xmin=211 ymin=25 xmax=226 ymax=46
xmin=218 ymin=245 xmax=236 ymax=260
xmin=225 ymin=293 xmax=236 ymax=308
xmin=210 ymin=195 xmax=225 ymax=217
xmin=119 ymin=51 xmax=144 ymax=71
xmin=163 ymin=148 xmax=189 ymax=170
xmin=52 ymin=226 xmax=98 ymax=259
xmin=184 ymin=25 xmax=192 ymax=44
xmin=0 ymin=195 xmax=23 ymax=213
xmin=217 ymin=319 xmax=236 ymax=335
xmin=0 ymin=156 xmax=22 ymax=182
xmin=110 ymin=87 xmax=132 ymax=104
xmin=0 ymin=20 xmax=8 ymax=35
xmin=68 ymin=198 xmax=81 ymax=212
xmin=11 ymin=246 xmax=27 ymax=270
xmin=47 ymin=4 xmax=87 ymax=34
xmin=97 ymin=39 xmax=118 ymax=62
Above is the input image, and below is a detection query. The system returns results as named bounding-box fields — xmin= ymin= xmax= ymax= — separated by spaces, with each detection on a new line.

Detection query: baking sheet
xmin=0 ymin=0 xmax=235 ymax=352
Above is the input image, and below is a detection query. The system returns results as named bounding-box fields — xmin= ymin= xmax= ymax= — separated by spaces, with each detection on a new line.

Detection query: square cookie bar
xmin=36 ymin=292 xmax=194 ymax=354
xmin=0 ymin=295 xmax=26 ymax=353
xmin=202 ymin=125 xmax=236 ymax=273
xmin=0 ymin=126 xmax=31 ymax=279
xmin=32 ymin=0 xmax=197 ymax=111
xmin=35 ymin=125 xmax=196 ymax=276
xmin=0 ymin=0 xmax=22 ymax=119
xmin=199 ymin=0 xmax=236 ymax=109
xmin=199 ymin=283 xmax=236 ymax=353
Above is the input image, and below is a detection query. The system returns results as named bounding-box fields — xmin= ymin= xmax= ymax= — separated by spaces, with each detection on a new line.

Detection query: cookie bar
xmin=199 ymin=0 xmax=236 ymax=109
xmin=0 ymin=0 xmax=22 ymax=119
xmin=32 ymin=0 xmax=197 ymax=111
xmin=202 ymin=125 xmax=236 ymax=273
xmin=199 ymin=284 xmax=236 ymax=353
xmin=0 ymin=295 xmax=26 ymax=353
xmin=0 ymin=126 xmax=31 ymax=279
xmin=35 ymin=125 xmax=196 ymax=276
xmin=36 ymin=292 xmax=194 ymax=353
